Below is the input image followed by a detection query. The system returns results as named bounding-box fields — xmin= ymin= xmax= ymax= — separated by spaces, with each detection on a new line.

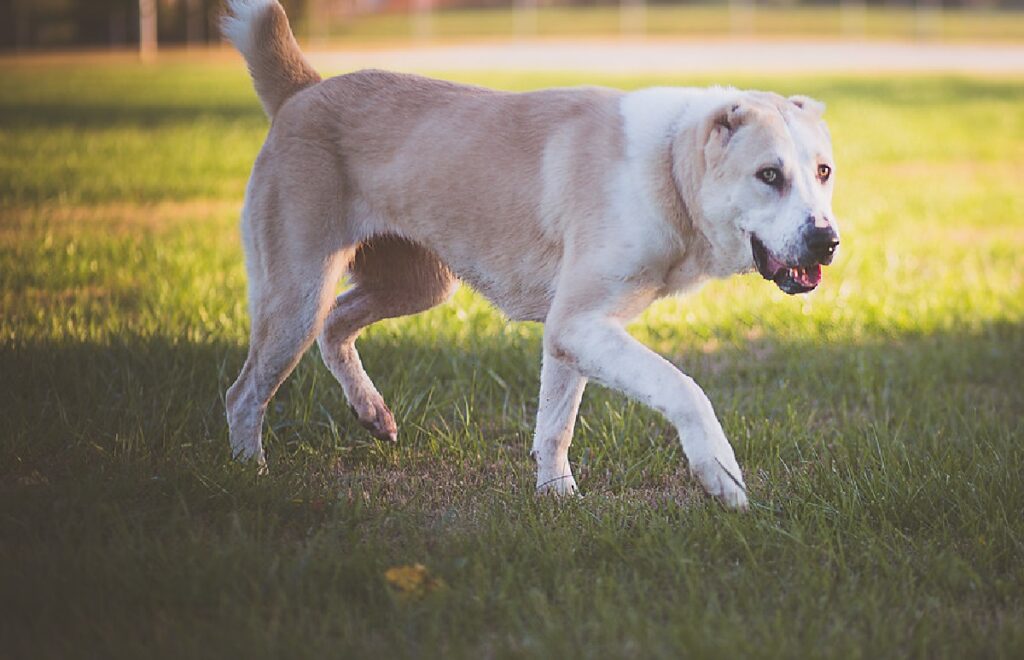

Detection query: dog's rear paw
xmin=691 ymin=456 xmax=749 ymax=510
xmin=230 ymin=442 xmax=268 ymax=473
xmin=350 ymin=402 xmax=398 ymax=443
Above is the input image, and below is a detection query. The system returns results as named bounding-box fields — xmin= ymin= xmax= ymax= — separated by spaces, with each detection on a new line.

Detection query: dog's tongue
xmin=798 ymin=263 xmax=822 ymax=287
xmin=765 ymin=251 xmax=787 ymax=277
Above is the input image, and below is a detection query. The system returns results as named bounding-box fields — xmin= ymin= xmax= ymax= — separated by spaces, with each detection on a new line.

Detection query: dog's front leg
xmin=544 ymin=307 xmax=748 ymax=509
xmin=531 ymin=351 xmax=588 ymax=495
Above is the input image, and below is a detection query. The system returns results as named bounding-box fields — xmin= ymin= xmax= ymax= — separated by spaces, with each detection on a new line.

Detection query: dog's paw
xmin=536 ymin=472 xmax=579 ymax=496
xmin=230 ymin=442 xmax=268 ymax=473
xmin=691 ymin=455 xmax=748 ymax=510
xmin=350 ymin=402 xmax=398 ymax=443
xmin=531 ymin=449 xmax=579 ymax=496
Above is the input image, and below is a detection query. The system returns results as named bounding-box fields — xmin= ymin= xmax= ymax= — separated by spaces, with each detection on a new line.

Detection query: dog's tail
xmin=221 ymin=0 xmax=321 ymax=119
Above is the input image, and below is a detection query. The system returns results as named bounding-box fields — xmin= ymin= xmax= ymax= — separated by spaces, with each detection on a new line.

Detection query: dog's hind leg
xmin=318 ymin=236 xmax=458 ymax=442
xmin=225 ymin=179 xmax=351 ymax=467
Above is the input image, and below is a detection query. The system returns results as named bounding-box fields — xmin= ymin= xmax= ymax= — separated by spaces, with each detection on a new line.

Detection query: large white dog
xmin=222 ymin=0 xmax=840 ymax=509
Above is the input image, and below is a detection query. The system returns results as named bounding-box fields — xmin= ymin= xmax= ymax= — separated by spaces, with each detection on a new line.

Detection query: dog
xmin=221 ymin=0 xmax=840 ymax=509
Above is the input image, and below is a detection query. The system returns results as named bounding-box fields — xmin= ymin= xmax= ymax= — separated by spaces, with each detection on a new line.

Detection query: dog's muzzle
xmin=751 ymin=219 xmax=839 ymax=295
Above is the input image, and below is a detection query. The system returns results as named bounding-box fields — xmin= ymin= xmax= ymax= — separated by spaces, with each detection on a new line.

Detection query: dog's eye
xmin=817 ymin=164 xmax=832 ymax=181
xmin=757 ymin=167 xmax=782 ymax=186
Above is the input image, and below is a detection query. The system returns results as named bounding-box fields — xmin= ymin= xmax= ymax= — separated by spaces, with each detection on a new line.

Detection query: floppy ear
xmin=789 ymin=95 xmax=826 ymax=118
xmin=712 ymin=102 xmax=748 ymax=139
xmin=704 ymin=101 xmax=749 ymax=167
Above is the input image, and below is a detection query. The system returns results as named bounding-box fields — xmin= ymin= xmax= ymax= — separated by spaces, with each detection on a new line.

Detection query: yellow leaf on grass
xmin=384 ymin=563 xmax=447 ymax=600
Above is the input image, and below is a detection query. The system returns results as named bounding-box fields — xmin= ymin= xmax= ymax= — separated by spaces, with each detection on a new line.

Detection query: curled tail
xmin=221 ymin=0 xmax=321 ymax=118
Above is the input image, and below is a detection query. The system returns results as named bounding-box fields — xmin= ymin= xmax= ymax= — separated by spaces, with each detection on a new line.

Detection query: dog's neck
xmin=629 ymin=110 xmax=737 ymax=295
xmin=619 ymin=87 xmax=755 ymax=293
xmin=669 ymin=104 xmax=757 ymax=282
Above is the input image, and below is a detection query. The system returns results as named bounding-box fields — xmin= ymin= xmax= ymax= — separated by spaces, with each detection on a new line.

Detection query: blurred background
xmin=3 ymin=0 xmax=1023 ymax=55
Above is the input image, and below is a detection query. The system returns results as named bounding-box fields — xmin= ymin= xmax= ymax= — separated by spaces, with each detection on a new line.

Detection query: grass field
xmin=1 ymin=57 xmax=1023 ymax=658
xmin=309 ymin=6 xmax=1024 ymax=42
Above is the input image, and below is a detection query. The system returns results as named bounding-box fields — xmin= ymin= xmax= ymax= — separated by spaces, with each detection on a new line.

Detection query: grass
xmin=304 ymin=6 xmax=1024 ymax=43
xmin=1 ymin=56 xmax=1023 ymax=658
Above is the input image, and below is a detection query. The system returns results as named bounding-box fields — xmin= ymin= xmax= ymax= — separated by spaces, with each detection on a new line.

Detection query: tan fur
xmin=221 ymin=1 xmax=838 ymax=508
xmin=226 ymin=0 xmax=320 ymax=117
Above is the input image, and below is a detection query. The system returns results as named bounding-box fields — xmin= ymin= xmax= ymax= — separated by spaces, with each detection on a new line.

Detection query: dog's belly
xmin=350 ymin=198 xmax=563 ymax=322
xmin=453 ymin=262 xmax=556 ymax=323
xmin=412 ymin=233 xmax=558 ymax=322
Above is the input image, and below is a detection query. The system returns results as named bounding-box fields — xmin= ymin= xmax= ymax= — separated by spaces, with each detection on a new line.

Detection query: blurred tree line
xmin=1 ymin=0 xmax=1021 ymax=50
xmin=0 ymin=0 xmax=308 ymax=50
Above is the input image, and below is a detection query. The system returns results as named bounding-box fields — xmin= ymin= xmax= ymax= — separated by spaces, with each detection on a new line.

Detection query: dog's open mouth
xmin=751 ymin=235 xmax=822 ymax=295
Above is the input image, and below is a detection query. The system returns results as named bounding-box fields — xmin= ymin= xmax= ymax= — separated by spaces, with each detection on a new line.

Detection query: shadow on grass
xmin=2 ymin=318 xmax=1020 ymax=480
xmin=1 ymin=320 xmax=1022 ymax=660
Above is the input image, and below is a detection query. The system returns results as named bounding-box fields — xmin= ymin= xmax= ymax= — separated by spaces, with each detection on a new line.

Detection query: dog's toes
xmin=535 ymin=473 xmax=579 ymax=497
xmin=718 ymin=484 xmax=749 ymax=511
xmin=351 ymin=403 xmax=398 ymax=443
xmin=692 ymin=457 xmax=748 ymax=510
xmin=360 ymin=415 xmax=398 ymax=443
xmin=230 ymin=443 xmax=269 ymax=474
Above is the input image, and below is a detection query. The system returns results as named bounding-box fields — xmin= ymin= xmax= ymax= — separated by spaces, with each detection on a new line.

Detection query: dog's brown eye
xmin=757 ymin=167 xmax=781 ymax=186
xmin=818 ymin=164 xmax=832 ymax=181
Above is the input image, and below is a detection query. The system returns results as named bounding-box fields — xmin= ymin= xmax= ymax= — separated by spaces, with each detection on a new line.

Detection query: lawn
xmin=310 ymin=6 xmax=1024 ymax=42
xmin=1 ymin=57 xmax=1023 ymax=658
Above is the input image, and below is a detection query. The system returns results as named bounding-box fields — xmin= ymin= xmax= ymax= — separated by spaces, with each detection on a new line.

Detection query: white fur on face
xmin=701 ymin=96 xmax=836 ymax=268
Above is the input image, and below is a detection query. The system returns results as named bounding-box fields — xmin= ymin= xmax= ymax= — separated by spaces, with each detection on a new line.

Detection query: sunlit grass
xmin=304 ymin=6 xmax=1024 ymax=42
xmin=1 ymin=60 xmax=1022 ymax=657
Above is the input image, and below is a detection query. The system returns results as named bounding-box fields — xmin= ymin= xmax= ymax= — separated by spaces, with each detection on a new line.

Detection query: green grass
xmin=2 ymin=58 xmax=1023 ymax=658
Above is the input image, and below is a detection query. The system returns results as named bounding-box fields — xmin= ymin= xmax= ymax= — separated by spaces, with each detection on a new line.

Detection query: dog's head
xmin=689 ymin=92 xmax=839 ymax=294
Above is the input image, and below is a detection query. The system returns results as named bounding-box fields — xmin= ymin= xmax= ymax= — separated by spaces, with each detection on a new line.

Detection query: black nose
xmin=804 ymin=221 xmax=839 ymax=264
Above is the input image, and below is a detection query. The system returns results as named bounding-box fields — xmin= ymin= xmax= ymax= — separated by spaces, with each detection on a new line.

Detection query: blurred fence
xmin=2 ymin=0 xmax=1023 ymax=53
